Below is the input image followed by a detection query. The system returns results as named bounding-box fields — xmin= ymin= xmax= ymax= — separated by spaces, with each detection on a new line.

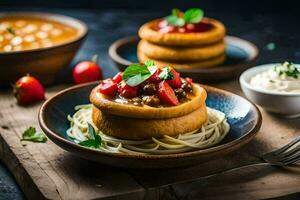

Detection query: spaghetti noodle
xmin=66 ymin=104 xmax=230 ymax=154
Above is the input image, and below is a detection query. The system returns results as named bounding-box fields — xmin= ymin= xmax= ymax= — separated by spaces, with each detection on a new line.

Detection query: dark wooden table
xmin=0 ymin=7 xmax=300 ymax=200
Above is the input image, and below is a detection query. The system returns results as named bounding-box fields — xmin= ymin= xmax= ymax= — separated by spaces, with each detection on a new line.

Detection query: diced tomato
xmin=157 ymin=81 xmax=179 ymax=106
xmin=177 ymin=27 xmax=186 ymax=33
xmin=112 ymin=72 xmax=123 ymax=83
xmin=158 ymin=20 xmax=168 ymax=29
xmin=193 ymin=22 xmax=211 ymax=32
xmin=149 ymin=68 xmax=162 ymax=83
xmin=186 ymin=77 xmax=193 ymax=84
xmin=99 ymin=81 xmax=118 ymax=95
xmin=158 ymin=25 xmax=176 ymax=33
xmin=119 ymin=82 xmax=138 ymax=98
xmin=184 ymin=22 xmax=211 ymax=33
xmin=166 ymin=68 xmax=182 ymax=88
xmin=185 ymin=23 xmax=196 ymax=32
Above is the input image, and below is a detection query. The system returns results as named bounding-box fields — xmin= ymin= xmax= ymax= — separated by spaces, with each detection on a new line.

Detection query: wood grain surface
xmin=0 ymin=80 xmax=299 ymax=200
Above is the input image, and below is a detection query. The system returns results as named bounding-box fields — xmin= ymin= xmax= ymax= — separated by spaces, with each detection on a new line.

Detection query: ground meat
xmin=174 ymin=88 xmax=187 ymax=99
xmin=181 ymin=81 xmax=193 ymax=93
xmin=142 ymin=95 xmax=160 ymax=107
xmin=143 ymin=83 xmax=157 ymax=95
xmin=129 ymin=97 xmax=142 ymax=106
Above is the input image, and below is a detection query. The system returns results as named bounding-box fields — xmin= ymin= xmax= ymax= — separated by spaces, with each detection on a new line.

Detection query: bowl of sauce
xmin=240 ymin=62 xmax=300 ymax=118
xmin=0 ymin=12 xmax=88 ymax=86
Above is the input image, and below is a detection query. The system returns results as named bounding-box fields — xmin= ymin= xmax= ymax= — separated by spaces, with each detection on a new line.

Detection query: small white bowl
xmin=240 ymin=63 xmax=300 ymax=118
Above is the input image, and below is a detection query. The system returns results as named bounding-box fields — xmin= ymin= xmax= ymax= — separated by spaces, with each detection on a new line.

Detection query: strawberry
xmin=166 ymin=68 xmax=182 ymax=88
xmin=157 ymin=81 xmax=179 ymax=106
xmin=14 ymin=75 xmax=45 ymax=105
xmin=149 ymin=68 xmax=162 ymax=83
xmin=112 ymin=72 xmax=123 ymax=83
xmin=99 ymin=80 xmax=118 ymax=96
xmin=118 ymin=81 xmax=138 ymax=98
xmin=73 ymin=55 xmax=103 ymax=84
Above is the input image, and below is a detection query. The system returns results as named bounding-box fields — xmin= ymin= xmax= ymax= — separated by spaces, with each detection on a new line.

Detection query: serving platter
xmin=109 ymin=36 xmax=259 ymax=81
xmin=39 ymin=82 xmax=262 ymax=168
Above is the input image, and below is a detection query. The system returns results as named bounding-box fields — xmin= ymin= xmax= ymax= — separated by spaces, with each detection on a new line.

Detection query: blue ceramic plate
xmin=109 ymin=36 xmax=259 ymax=81
xmin=39 ymin=82 xmax=262 ymax=168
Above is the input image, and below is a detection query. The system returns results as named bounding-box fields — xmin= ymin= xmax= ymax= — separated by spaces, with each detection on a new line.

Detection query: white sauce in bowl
xmin=250 ymin=62 xmax=300 ymax=94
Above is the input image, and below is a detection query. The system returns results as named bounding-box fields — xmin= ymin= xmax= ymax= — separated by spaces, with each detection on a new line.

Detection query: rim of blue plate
xmin=39 ymin=82 xmax=262 ymax=160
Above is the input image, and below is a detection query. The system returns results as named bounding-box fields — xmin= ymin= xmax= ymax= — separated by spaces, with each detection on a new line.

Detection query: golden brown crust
xmin=138 ymin=39 xmax=225 ymax=61
xmin=138 ymin=50 xmax=226 ymax=69
xmin=92 ymin=103 xmax=207 ymax=140
xmin=90 ymin=83 xmax=207 ymax=119
xmin=138 ymin=17 xmax=226 ymax=46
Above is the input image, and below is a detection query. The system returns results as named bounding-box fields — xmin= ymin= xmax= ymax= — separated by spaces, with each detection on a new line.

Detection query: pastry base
xmin=92 ymin=103 xmax=208 ymax=140
xmin=138 ymin=50 xmax=226 ymax=69
xmin=138 ymin=39 xmax=225 ymax=61
xmin=90 ymin=83 xmax=207 ymax=119
xmin=138 ymin=17 xmax=225 ymax=46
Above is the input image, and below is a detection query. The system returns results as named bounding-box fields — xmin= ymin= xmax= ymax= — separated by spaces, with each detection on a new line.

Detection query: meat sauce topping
xmin=98 ymin=61 xmax=194 ymax=107
xmin=155 ymin=20 xmax=213 ymax=34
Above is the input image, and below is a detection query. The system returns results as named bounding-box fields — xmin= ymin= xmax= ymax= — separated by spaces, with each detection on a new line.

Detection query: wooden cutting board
xmin=0 ymin=79 xmax=299 ymax=200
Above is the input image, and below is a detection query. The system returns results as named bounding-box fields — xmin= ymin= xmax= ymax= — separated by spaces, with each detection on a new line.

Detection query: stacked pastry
xmin=138 ymin=8 xmax=226 ymax=69
xmin=90 ymin=63 xmax=208 ymax=140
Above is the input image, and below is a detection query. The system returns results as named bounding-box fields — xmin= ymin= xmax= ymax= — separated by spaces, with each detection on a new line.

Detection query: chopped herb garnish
xmin=166 ymin=15 xmax=185 ymax=27
xmin=6 ymin=27 xmax=15 ymax=35
xmin=21 ymin=127 xmax=47 ymax=143
xmin=269 ymin=80 xmax=275 ymax=83
xmin=144 ymin=60 xmax=155 ymax=67
xmin=274 ymin=62 xmax=299 ymax=79
xmin=166 ymin=8 xmax=204 ymax=27
xmin=79 ymin=123 xmax=102 ymax=149
xmin=159 ymin=66 xmax=174 ymax=80
xmin=122 ymin=60 xmax=157 ymax=86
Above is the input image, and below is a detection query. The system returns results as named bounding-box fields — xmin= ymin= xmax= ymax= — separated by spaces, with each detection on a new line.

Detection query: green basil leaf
xmin=22 ymin=127 xmax=36 ymax=137
xmin=88 ymin=123 xmax=101 ymax=147
xmin=87 ymin=123 xmax=96 ymax=140
xmin=79 ymin=139 xmax=97 ymax=148
xmin=126 ymin=73 xmax=153 ymax=87
xmin=21 ymin=127 xmax=47 ymax=143
xmin=184 ymin=8 xmax=204 ymax=24
xmin=94 ymin=135 xmax=102 ymax=148
xmin=123 ymin=63 xmax=152 ymax=86
xmin=165 ymin=15 xmax=185 ymax=27
xmin=123 ymin=64 xmax=150 ymax=79
xmin=80 ymin=123 xmax=102 ymax=149
xmin=159 ymin=66 xmax=174 ymax=80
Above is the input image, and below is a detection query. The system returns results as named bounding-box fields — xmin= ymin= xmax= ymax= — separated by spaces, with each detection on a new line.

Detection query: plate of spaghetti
xmin=39 ymin=61 xmax=262 ymax=168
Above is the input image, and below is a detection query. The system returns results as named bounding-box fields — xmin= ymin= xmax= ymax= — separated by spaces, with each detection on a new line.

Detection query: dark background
xmin=0 ymin=0 xmax=300 ymax=13
xmin=1 ymin=0 xmax=300 ymax=80
xmin=0 ymin=0 xmax=300 ymax=199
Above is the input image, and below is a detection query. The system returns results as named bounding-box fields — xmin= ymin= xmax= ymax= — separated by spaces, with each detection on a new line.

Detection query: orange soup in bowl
xmin=0 ymin=16 xmax=79 ymax=52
